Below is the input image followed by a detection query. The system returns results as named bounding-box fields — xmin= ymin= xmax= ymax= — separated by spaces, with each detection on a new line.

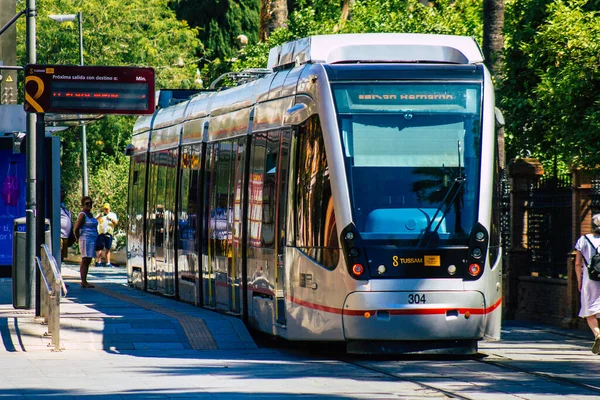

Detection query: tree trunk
xmin=340 ymin=0 xmax=354 ymax=25
xmin=483 ymin=0 xmax=505 ymax=168
xmin=260 ymin=0 xmax=288 ymax=41
xmin=483 ymin=0 xmax=505 ymax=79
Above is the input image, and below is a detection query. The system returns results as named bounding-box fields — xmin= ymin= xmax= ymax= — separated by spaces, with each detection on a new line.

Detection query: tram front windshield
xmin=332 ymin=81 xmax=482 ymax=246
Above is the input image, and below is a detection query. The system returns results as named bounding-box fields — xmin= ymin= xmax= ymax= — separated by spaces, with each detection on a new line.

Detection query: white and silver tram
xmin=126 ymin=33 xmax=503 ymax=354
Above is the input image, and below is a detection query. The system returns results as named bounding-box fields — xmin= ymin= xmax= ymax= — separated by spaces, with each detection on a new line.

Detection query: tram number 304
xmin=408 ymin=293 xmax=427 ymax=304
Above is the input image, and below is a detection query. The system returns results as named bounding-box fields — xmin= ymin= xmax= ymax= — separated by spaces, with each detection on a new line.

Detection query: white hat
xmin=593 ymin=214 xmax=600 ymax=231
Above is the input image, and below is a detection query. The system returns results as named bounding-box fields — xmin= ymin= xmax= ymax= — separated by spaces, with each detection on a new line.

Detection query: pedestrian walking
xmin=73 ymin=196 xmax=98 ymax=288
xmin=574 ymin=213 xmax=600 ymax=353
xmin=95 ymin=203 xmax=118 ymax=267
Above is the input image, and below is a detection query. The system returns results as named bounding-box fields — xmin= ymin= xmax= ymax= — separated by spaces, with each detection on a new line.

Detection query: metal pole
xmin=35 ymin=115 xmax=45 ymax=316
xmin=25 ymin=0 xmax=38 ymax=314
xmin=78 ymin=12 xmax=83 ymax=66
xmin=78 ymin=11 xmax=88 ymax=197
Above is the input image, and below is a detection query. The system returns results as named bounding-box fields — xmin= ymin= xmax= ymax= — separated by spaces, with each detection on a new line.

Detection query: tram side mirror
xmin=284 ymin=103 xmax=315 ymax=126
xmin=494 ymin=107 xmax=505 ymax=129
xmin=125 ymin=143 xmax=135 ymax=156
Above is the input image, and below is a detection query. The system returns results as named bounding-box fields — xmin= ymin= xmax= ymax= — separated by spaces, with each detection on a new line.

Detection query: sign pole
xmin=25 ymin=0 xmax=38 ymax=314
xmin=35 ymin=114 xmax=44 ymax=316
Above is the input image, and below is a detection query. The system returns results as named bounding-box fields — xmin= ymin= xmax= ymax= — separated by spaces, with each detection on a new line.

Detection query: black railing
xmin=591 ymin=175 xmax=600 ymax=216
xmin=524 ymin=174 xmax=572 ymax=278
xmin=500 ymin=169 xmax=511 ymax=273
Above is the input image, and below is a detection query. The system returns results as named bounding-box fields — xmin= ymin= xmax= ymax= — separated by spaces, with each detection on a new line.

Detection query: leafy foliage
xmin=502 ymin=0 xmax=600 ymax=171
xmin=15 ymin=0 xmax=202 ymax=229
xmin=169 ymin=0 xmax=260 ymax=84
xmin=233 ymin=0 xmax=483 ymax=71
xmin=342 ymin=0 xmax=482 ymax=38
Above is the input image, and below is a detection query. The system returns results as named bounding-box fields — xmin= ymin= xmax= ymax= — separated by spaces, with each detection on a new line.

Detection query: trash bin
xmin=12 ymin=217 xmax=51 ymax=309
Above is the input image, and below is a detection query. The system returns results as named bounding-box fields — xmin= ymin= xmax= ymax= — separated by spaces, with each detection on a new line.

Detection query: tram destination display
xmin=24 ymin=65 xmax=155 ymax=115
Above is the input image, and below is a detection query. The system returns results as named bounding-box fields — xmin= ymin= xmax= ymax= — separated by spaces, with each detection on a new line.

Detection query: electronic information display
xmin=25 ymin=65 xmax=155 ymax=115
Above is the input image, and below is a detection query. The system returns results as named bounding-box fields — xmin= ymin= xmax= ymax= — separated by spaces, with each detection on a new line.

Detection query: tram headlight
xmin=471 ymin=247 xmax=482 ymax=259
xmin=345 ymin=232 xmax=355 ymax=241
xmin=377 ymin=265 xmax=386 ymax=274
xmin=349 ymin=247 xmax=360 ymax=257
xmin=475 ymin=231 xmax=485 ymax=242
xmin=448 ymin=265 xmax=457 ymax=275
xmin=468 ymin=263 xmax=481 ymax=276
xmin=352 ymin=263 xmax=365 ymax=276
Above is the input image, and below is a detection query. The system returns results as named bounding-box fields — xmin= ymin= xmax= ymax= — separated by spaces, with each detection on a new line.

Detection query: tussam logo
xmin=136 ymin=76 xmax=146 ymax=81
xmin=400 ymin=258 xmax=423 ymax=264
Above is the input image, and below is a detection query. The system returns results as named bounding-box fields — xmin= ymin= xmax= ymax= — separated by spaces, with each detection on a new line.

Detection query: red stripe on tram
xmin=286 ymin=295 xmax=503 ymax=317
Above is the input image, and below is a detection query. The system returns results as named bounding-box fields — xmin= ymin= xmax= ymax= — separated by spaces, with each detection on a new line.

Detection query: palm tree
xmin=260 ymin=0 xmax=288 ymax=40
xmin=483 ymin=0 xmax=505 ymax=167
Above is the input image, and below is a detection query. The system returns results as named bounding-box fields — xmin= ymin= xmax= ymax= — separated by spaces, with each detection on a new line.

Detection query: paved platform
xmin=0 ymin=263 xmax=256 ymax=352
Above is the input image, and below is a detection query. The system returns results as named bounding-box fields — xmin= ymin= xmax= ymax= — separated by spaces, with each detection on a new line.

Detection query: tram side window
xmin=226 ymin=140 xmax=237 ymax=255
xmin=127 ymin=162 xmax=136 ymax=231
xmin=248 ymin=133 xmax=267 ymax=249
xmin=178 ymin=145 xmax=201 ymax=252
xmin=262 ymin=132 xmax=279 ymax=249
xmin=489 ymin=146 xmax=501 ymax=268
xmin=211 ymin=141 xmax=234 ymax=258
xmin=295 ymin=115 xmax=340 ymax=270
xmin=131 ymin=155 xmax=146 ymax=236
xmin=203 ymin=144 xmax=215 ymax=255
xmin=127 ymin=157 xmax=137 ymax=234
xmin=179 ymin=146 xmax=192 ymax=247
xmin=165 ymin=149 xmax=178 ymax=255
xmin=147 ymin=155 xmax=159 ymax=241
xmin=137 ymin=158 xmax=147 ymax=237
xmin=155 ymin=155 xmax=167 ymax=258
xmin=232 ymin=137 xmax=247 ymax=255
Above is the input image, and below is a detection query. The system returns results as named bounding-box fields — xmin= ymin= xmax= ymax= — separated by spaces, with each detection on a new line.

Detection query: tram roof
xmin=267 ymin=33 xmax=484 ymax=70
xmin=132 ymin=113 xmax=154 ymax=135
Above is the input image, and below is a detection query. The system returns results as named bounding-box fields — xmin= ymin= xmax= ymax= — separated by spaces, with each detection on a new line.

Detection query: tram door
xmin=275 ymin=130 xmax=291 ymax=325
xmin=248 ymin=130 xmax=291 ymax=326
xmin=207 ymin=141 xmax=237 ymax=311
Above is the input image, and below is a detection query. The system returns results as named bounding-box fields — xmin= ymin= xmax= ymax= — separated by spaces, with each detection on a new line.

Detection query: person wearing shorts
xmin=73 ymin=196 xmax=98 ymax=288
xmin=96 ymin=203 xmax=118 ymax=267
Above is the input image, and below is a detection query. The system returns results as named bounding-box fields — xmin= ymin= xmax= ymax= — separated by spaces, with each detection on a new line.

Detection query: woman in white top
xmin=574 ymin=213 xmax=600 ymax=354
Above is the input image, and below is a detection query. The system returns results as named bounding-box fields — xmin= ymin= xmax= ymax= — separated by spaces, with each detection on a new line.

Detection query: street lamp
xmin=49 ymin=12 xmax=88 ymax=197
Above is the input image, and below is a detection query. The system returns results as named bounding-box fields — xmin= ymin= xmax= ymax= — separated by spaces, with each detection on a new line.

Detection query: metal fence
xmin=36 ymin=244 xmax=67 ymax=351
xmin=591 ymin=175 xmax=600 ymax=216
xmin=500 ymin=168 xmax=511 ymax=270
xmin=524 ymin=174 xmax=572 ymax=278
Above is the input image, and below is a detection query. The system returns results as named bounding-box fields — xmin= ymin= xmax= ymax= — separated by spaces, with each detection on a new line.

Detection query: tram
xmin=126 ymin=33 xmax=504 ymax=354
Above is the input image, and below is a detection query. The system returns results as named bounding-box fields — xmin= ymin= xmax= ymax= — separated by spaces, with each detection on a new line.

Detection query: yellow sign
xmin=46 ymin=67 xmax=55 ymax=74
xmin=5 ymin=75 xmax=13 ymax=83
xmin=424 ymin=255 xmax=441 ymax=267
xmin=24 ymin=75 xmax=45 ymax=113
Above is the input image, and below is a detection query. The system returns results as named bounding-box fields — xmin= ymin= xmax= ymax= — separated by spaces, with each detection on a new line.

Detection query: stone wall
xmin=515 ymin=277 xmax=568 ymax=325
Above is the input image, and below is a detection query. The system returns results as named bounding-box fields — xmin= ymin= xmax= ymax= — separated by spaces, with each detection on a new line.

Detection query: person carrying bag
xmin=574 ymin=213 xmax=600 ymax=354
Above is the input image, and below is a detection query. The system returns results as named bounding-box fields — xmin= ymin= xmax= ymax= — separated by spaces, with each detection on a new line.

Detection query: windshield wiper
xmin=417 ymin=140 xmax=465 ymax=248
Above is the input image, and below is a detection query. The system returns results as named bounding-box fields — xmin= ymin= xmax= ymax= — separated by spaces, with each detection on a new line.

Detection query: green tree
xmin=502 ymin=0 xmax=600 ymax=171
xmin=168 ymin=0 xmax=260 ymax=83
xmin=233 ymin=0 xmax=483 ymax=71
xmin=16 ymin=0 xmax=202 ymax=228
